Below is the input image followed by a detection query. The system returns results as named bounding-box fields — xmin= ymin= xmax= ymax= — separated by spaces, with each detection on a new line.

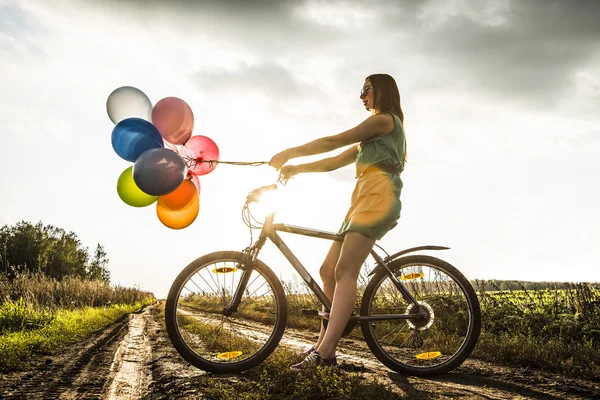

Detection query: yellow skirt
xmin=338 ymin=171 xmax=403 ymax=241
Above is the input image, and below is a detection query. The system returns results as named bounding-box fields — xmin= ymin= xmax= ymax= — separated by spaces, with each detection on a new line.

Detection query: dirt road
xmin=1 ymin=303 xmax=598 ymax=399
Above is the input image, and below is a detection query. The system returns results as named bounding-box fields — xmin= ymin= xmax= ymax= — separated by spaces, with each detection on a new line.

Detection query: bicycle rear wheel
xmin=165 ymin=251 xmax=287 ymax=373
xmin=361 ymin=255 xmax=481 ymax=376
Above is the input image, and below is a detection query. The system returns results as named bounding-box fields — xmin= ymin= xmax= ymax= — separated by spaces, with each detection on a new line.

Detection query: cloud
xmin=27 ymin=0 xmax=596 ymax=117
xmin=295 ymin=0 xmax=379 ymax=30
xmin=1 ymin=0 xmax=600 ymax=293
xmin=191 ymin=62 xmax=314 ymax=99
xmin=0 ymin=1 xmax=47 ymax=61
xmin=407 ymin=1 xmax=600 ymax=106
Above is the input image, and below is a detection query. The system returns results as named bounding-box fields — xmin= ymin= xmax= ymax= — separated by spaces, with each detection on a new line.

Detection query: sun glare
xmin=248 ymin=183 xmax=322 ymax=227
xmin=251 ymin=188 xmax=282 ymax=220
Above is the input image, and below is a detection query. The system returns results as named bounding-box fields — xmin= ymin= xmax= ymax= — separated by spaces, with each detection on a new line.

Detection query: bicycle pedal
xmin=301 ymin=309 xmax=319 ymax=316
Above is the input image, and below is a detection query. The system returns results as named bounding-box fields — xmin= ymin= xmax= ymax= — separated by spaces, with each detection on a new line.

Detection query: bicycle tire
xmin=360 ymin=255 xmax=481 ymax=376
xmin=165 ymin=251 xmax=288 ymax=373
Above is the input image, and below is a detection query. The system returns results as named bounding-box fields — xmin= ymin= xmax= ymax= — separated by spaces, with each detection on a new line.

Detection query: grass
xmin=0 ymin=301 xmax=152 ymax=371
xmin=0 ymin=272 xmax=156 ymax=372
xmin=472 ymin=281 xmax=600 ymax=380
xmin=0 ymin=272 xmax=154 ymax=310
xmin=0 ymin=298 xmax=56 ymax=333
xmin=281 ymin=277 xmax=600 ymax=380
xmin=157 ymin=307 xmax=403 ymax=400
xmin=200 ymin=349 xmax=403 ymax=400
xmin=178 ymin=271 xmax=600 ymax=381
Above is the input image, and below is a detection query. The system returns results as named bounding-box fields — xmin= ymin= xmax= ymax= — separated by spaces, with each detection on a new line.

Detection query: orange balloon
xmin=156 ymin=191 xmax=200 ymax=229
xmin=158 ymin=179 xmax=196 ymax=210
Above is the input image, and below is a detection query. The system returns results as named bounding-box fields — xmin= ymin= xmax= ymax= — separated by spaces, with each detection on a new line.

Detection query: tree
xmin=0 ymin=221 xmax=110 ymax=281
xmin=0 ymin=221 xmax=51 ymax=276
xmin=87 ymin=244 xmax=110 ymax=283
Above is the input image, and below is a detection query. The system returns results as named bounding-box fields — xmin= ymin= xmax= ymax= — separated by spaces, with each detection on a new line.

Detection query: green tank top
xmin=355 ymin=113 xmax=406 ymax=177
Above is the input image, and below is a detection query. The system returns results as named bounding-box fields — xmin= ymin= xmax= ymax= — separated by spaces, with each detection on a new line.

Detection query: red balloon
xmin=181 ymin=135 xmax=219 ymax=176
xmin=152 ymin=97 xmax=194 ymax=145
xmin=187 ymin=170 xmax=201 ymax=195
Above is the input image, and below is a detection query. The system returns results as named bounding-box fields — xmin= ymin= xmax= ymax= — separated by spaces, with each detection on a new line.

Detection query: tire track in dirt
xmin=106 ymin=307 xmax=153 ymax=399
xmin=0 ymin=306 xmax=156 ymax=400
xmin=1 ymin=316 xmax=127 ymax=399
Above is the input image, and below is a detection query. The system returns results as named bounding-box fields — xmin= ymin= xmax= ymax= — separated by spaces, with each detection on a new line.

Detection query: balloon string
xmin=183 ymin=156 xmax=269 ymax=169
xmin=183 ymin=156 xmax=290 ymax=185
xmin=204 ymin=160 xmax=269 ymax=166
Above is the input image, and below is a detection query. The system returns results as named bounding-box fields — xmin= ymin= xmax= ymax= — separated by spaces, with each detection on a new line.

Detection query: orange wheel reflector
xmin=401 ymin=273 xmax=424 ymax=280
xmin=212 ymin=267 xmax=238 ymax=274
xmin=416 ymin=351 xmax=441 ymax=360
xmin=217 ymin=351 xmax=243 ymax=359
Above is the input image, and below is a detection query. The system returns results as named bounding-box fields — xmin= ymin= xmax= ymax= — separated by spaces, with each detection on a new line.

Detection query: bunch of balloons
xmin=107 ymin=86 xmax=220 ymax=229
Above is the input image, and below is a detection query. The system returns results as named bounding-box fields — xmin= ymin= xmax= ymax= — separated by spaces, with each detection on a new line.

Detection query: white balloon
xmin=106 ymin=86 xmax=153 ymax=125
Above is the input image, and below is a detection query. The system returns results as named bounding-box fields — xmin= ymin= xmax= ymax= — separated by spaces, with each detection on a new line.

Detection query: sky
xmin=1 ymin=0 xmax=599 ymax=298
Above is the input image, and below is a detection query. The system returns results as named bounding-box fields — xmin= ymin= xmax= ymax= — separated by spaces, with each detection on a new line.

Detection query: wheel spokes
xmin=368 ymin=263 xmax=473 ymax=369
xmin=175 ymin=260 xmax=279 ymax=364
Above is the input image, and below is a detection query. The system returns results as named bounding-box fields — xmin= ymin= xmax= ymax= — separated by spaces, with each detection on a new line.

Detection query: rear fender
xmin=367 ymin=245 xmax=450 ymax=277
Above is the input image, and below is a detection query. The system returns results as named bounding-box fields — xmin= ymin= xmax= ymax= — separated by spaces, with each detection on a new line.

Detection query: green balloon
xmin=117 ymin=166 xmax=158 ymax=207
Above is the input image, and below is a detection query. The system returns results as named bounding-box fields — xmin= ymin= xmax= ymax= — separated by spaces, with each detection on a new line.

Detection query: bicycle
xmin=165 ymin=183 xmax=481 ymax=377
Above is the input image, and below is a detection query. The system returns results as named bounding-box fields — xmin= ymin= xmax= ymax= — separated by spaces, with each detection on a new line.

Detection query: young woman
xmin=269 ymin=73 xmax=406 ymax=370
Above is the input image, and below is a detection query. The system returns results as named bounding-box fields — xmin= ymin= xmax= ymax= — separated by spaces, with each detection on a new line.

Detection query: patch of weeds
xmin=196 ymin=347 xmax=404 ymax=400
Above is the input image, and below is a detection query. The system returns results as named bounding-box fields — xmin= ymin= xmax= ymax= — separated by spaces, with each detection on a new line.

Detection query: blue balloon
xmin=111 ymin=117 xmax=164 ymax=162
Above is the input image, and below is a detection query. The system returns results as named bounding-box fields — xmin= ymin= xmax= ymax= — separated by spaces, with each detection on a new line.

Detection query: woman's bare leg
xmin=313 ymin=241 xmax=342 ymax=349
xmin=316 ymin=232 xmax=375 ymax=359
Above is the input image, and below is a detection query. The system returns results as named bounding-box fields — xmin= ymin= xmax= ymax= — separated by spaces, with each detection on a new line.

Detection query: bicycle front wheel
xmin=361 ymin=255 xmax=481 ymax=376
xmin=165 ymin=251 xmax=287 ymax=373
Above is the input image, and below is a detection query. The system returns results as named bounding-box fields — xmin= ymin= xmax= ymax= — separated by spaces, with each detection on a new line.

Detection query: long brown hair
xmin=366 ymin=73 xmax=407 ymax=163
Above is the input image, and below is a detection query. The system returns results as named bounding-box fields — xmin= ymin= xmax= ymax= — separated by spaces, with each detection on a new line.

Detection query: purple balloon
xmin=133 ymin=148 xmax=187 ymax=196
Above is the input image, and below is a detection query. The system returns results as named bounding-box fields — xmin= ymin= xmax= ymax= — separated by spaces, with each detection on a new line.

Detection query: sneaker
xmin=290 ymin=351 xmax=337 ymax=371
xmin=300 ymin=345 xmax=316 ymax=357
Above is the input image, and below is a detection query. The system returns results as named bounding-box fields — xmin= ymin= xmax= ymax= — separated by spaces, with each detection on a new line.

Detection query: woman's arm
xmin=280 ymin=145 xmax=359 ymax=180
xmin=270 ymin=114 xmax=392 ymax=169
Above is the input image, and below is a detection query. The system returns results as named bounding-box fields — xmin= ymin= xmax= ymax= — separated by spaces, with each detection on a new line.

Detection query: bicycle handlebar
xmin=245 ymin=184 xmax=278 ymax=204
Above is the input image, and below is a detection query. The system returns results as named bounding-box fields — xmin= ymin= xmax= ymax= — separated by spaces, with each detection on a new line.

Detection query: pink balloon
xmin=152 ymin=97 xmax=194 ymax=145
xmin=187 ymin=170 xmax=201 ymax=195
xmin=181 ymin=135 xmax=219 ymax=176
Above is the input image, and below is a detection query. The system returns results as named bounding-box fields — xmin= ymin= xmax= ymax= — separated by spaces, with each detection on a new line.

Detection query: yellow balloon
xmin=117 ymin=166 xmax=157 ymax=207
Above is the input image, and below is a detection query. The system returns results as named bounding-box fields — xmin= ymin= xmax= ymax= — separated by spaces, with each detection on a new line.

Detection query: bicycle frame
xmin=230 ymin=212 xmax=430 ymax=322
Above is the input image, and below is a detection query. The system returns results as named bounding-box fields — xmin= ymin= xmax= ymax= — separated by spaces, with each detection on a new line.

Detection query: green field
xmin=0 ymin=273 xmax=155 ymax=371
xmin=2 ymin=270 xmax=598 ymax=381
xmin=174 ymin=270 xmax=600 ymax=380
xmin=473 ymin=281 xmax=600 ymax=379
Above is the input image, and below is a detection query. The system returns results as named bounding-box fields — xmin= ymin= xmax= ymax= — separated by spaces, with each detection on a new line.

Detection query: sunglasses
xmin=360 ymin=86 xmax=372 ymax=98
